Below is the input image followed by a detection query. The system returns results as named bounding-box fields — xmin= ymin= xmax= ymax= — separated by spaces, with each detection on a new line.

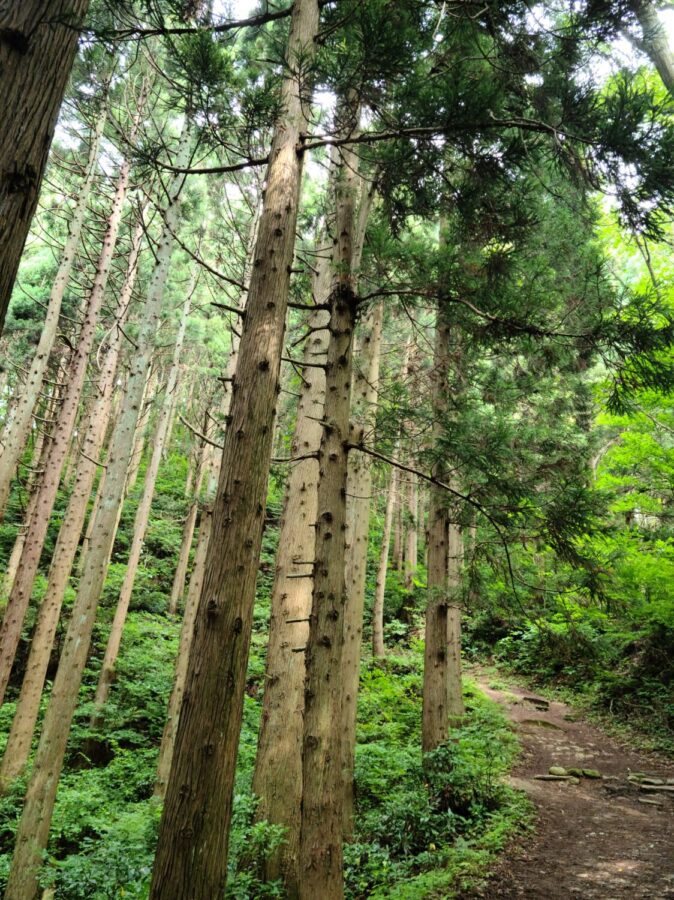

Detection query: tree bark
xmin=126 ymin=383 xmax=152 ymax=489
xmin=0 ymin=0 xmax=91 ymax=333
xmin=0 ymin=100 xmax=106 ymax=517
xmin=393 ymin=493 xmax=403 ymax=570
xmin=251 ymin=258 xmax=330 ymax=893
xmin=298 ymin=95 xmax=361 ymax=897
xmin=404 ymin=474 xmax=418 ymax=589
xmin=340 ymin=299 xmax=383 ymax=838
xmin=299 ymin=291 xmax=356 ymax=899
xmin=149 ymin=4 xmax=320 ymax=895
xmin=372 ymin=467 xmax=398 ymax=657
xmin=4 ymin=125 xmax=191 ymax=900
xmin=0 ymin=221 xmax=142 ymax=787
xmin=155 ymin=505 xmax=213 ymax=797
xmin=631 ymin=0 xmax=674 ymax=96
xmin=0 ymin=134 xmax=137 ymax=705
xmin=0 ymin=367 xmax=10 ymax=427
xmin=167 ymin=501 xmax=198 ymax=612
xmin=168 ymin=405 xmax=210 ymax=615
xmin=1 ymin=415 xmax=50 ymax=600
xmin=446 ymin=517 xmax=464 ymax=719
xmin=421 ymin=301 xmax=464 ymax=753
xmin=90 ymin=290 xmax=191 ymax=722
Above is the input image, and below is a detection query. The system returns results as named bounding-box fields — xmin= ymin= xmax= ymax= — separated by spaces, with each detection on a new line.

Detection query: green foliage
xmin=225 ymin=794 xmax=285 ymax=899
xmin=483 ymin=606 xmax=674 ymax=748
xmin=345 ymin=667 xmax=526 ymax=899
xmin=494 ymin=615 xmax=611 ymax=681
xmin=80 ymin=614 xmax=179 ymax=753
xmin=42 ymin=799 xmax=160 ymax=899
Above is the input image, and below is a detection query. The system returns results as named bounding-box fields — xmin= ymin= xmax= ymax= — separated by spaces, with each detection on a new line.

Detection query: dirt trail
xmin=473 ymin=677 xmax=674 ymax=899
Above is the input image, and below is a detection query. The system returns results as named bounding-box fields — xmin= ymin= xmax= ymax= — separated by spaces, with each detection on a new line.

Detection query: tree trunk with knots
xmin=0 ymin=1 xmax=90 ymax=332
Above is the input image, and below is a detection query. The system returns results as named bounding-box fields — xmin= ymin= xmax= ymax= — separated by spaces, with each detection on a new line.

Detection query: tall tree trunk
xmin=0 ymin=0 xmax=91 ymax=333
xmin=371 ymin=337 xmax=412 ymax=658
xmin=149 ymin=5 xmax=320 ymax=895
xmin=251 ymin=258 xmax=331 ymax=893
xmin=155 ymin=505 xmax=212 ymax=797
xmin=4 ymin=126 xmax=191 ymax=900
xmin=90 ymin=291 xmax=191 ymax=722
xmin=183 ymin=446 xmax=197 ymax=499
xmin=167 ymin=502 xmax=198 ymax=613
xmin=78 ymin=350 xmax=153 ymax=573
xmin=0 ymin=222 xmax=142 ymax=787
xmin=340 ymin=298 xmax=383 ymax=839
xmin=422 ymin=308 xmax=451 ymax=753
xmin=0 ymin=137 xmax=137 ymax=704
xmin=404 ymin=474 xmax=418 ymax=589
xmin=298 ymin=301 xmax=355 ymax=895
xmin=161 ymin=368 xmax=182 ymax=460
xmin=421 ymin=302 xmax=464 ymax=753
xmin=168 ymin=406 xmax=210 ymax=615
xmin=299 ymin=290 xmax=356 ymax=898
xmin=0 ymin=366 xmax=10 ymax=426
xmin=156 ymin=394 xmax=223 ymax=794
xmin=372 ymin=467 xmax=398 ymax=657
xmin=446 ymin=517 xmax=464 ymax=719
xmin=298 ymin=97 xmax=360 ymax=898
xmin=1 ymin=417 xmax=50 ymax=599
xmin=125 ymin=374 xmax=153 ymax=491
xmin=0 ymin=101 xmax=106 ymax=517
xmin=393 ymin=495 xmax=403 ymax=570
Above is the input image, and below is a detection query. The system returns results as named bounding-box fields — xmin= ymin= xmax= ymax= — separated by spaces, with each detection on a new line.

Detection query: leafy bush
xmin=346 ymin=665 xmax=524 ymax=899
xmin=493 ymin=616 xmax=611 ymax=682
xmin=226 ymin=793 xmax=286 ymax=899
xmin=43 ymin=804 xmax=160 ymax=900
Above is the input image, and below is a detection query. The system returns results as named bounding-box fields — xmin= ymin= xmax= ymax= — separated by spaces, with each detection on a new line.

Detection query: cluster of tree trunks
xmin=8 ymin=0 xmax=672 ymax=897
xmin=0 ymin=0 xmax=472 ymax=892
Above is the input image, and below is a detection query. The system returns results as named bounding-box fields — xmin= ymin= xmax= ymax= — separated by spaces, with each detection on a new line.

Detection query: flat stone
xmin=522 ymin=718 xmax=563 ymax=730
xmin=524 ymin=696 xmax=550 ymax=709
xmin=534 ymin=774 xmax=577 ymax=781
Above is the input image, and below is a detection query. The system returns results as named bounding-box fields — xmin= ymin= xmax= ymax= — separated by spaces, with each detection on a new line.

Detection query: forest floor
xmin=470 ymin=673 xmax=674 ymax=899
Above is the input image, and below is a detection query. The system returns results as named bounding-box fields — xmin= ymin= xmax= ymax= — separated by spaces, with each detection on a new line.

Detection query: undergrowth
xmin=0 ymin=457 xmax=532 ymax=897
xmin=346 ymin=656 xmax=529 ymax=898
xmin=0 ymin=622 xmax=528 ymax=898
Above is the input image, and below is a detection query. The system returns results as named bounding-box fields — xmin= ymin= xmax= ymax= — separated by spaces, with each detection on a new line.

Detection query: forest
xmin=0 ymin=0 xmax=673 ymax=897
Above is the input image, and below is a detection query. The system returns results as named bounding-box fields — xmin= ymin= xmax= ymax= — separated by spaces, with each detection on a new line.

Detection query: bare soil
xmin=471 ymin=677 xmax=674 ymax=899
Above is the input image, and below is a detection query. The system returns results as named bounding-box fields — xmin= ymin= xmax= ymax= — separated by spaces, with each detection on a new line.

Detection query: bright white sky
xmin=215 ymin=0 xmax=258 ymax=19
